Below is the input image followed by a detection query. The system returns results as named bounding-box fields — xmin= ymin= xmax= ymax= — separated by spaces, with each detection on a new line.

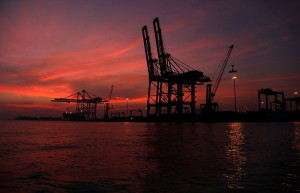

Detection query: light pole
xmin=294 ymin=91 xmax=298 ymax=111
xmin=232 ymin=76 xmax=237 ymax=112
xmin=126 ymin=98 xmax=129 ymax=117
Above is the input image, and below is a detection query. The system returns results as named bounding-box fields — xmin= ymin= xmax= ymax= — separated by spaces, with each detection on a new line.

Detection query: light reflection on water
xmin=293 ymin=122 xmax=300 ymax=152
xmin=285 ymin=122 xmax=300 ymax=189
xmin=0 ymin=121 xmax=299 ymax=192
xmin=224 ymin=122 xmax=246 ymax=189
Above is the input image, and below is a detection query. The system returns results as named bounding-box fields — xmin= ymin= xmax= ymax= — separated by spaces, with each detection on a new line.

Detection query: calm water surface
xmin=0 ymin=121 xmax=299 ymax=192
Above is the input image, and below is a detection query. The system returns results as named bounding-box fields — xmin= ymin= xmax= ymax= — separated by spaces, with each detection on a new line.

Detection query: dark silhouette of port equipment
xmin=201 ymin=45 xmax=234 ymax=112
xmin=285 ymin=96 xmax=300 ymax=111
xmin=142 ymin=17 xmax=211 ymax=118
xmin=51 ymin=90 xmax=108 ymax=120
xmin=104 ymin=85 xmax=114 ymax=120
xmin=129 ymin=109 xmax=143 ymax=121
xmin=258 ymin=88 xmax=285 ymax=111
xmin=130 ymin=109 xmax=143 ymax=117
xmin=111 ymin=112 xmax=126 ymax=118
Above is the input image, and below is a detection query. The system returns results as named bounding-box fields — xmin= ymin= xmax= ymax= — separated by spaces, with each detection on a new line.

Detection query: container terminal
xmin=46 ymin=18 xmax=300 ymax=122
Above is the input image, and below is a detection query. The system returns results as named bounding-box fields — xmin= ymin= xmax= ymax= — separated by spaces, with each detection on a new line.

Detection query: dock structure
xmin=258 ymin=88 xmax=285 ymax=111
xmin=285 ymin=97 xmax=300 ymax=111
xmin=142 ymin=17 xmax=211 ymax=118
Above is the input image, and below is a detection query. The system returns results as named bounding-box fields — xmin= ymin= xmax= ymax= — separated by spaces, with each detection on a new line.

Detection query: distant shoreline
xmin=14 ymin=116 xmax=61 ymax=121
xmin=14 ymin=110 xmax=300 ymax=122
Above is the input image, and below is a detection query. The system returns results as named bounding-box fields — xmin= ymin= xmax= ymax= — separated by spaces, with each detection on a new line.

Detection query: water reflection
xmin=141 ymin=123 xmax=228 ymax=192
xmin=289 ymin=122 xmax=300 ymax=190
xmin=224 ymin=122 xmax=246 ymax=189
xmin=293 ymin=122 xmax=300 ymax=152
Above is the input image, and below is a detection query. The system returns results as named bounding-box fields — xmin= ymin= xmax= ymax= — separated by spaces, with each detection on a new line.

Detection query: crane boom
xmin=51 ymin=90 xmax=106 ymax=103
xmin=108 ymin=85 xmax=114 ymax=102
xmin=212 ymin=44 xmax=234 ymax=95
xmin=201 ymin=45 xmax=234 ymax=113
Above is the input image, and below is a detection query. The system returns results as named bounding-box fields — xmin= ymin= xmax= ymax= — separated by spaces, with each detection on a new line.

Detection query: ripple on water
xmin=0 ymin=121 xmax=299 ymax=192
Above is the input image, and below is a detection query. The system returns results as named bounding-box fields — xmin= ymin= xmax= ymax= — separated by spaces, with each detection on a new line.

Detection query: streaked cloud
xmin=0 ymin=0 xmax=299 ymax=118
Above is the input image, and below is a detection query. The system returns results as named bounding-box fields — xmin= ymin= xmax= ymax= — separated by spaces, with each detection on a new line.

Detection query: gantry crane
xmin=201 ymin=45 xmax=234 ymax=112
xmin=258 ymin=88 xmax=285 ymax=111
xmin=51 ymin=90 xmax=108 ymax=120
xmin=104 ymin=85 xmax=114 ymax=119
xmin=142 ymin=17 xmax=211 ymax=118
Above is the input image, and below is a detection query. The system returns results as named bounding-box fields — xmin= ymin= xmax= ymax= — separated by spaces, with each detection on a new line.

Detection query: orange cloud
xmin=4 ymin=103 xmax=63 ymax=109
xmin=0 ymin=84 xmax=73 ymax=98
xmin=110 ymin=96 xmax=147 ymax=104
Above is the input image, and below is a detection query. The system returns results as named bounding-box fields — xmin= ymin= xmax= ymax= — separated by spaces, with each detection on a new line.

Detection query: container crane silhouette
xmin=142 ymin=17 xmax=211 ymax=118
xmin=51 ymin=90 xmax=108 ymax=120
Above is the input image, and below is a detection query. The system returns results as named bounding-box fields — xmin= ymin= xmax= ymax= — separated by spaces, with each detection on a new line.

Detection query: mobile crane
xmin=201 ymin=45 xmax=235 ymax=112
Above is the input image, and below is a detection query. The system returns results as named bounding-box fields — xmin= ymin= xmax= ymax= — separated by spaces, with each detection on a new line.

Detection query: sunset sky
xmin=0 ymin=0 xmax=299 ymax=119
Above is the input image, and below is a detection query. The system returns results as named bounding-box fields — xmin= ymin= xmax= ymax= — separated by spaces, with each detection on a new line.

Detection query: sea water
xmin=0 ymin=121 xmax=299 ymax=192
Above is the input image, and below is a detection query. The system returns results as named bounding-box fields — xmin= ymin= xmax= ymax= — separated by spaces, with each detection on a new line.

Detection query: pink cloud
xmin=39 ymin=69 xmax=90 ymax=82
xmin=240 ymin=75 xmax=300 ymax=84
xmin=109 ymin=38 xmax=142 ymax=57
xmin=280 ymin=35 xmax=291 ymax=41
xmin=238 ymin=41 xmax=271 ymax=56
xmin=0 ymin=0 xmax=299 ymax=118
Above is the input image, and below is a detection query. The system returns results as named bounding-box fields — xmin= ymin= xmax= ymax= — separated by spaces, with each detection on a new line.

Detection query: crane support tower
xmin=104 ymin=85 xmax=114 ymax=120
xmin=52 ymin=90 xmax=108 ymax=120
xmin=201 ymin=45 xmax=234 ymax=112
xmin=142 ymin=17 xmax=211 ymax=118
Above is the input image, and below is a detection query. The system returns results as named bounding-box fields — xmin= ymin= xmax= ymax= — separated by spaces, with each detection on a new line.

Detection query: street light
xmin=232 ymin=76 xmax=237 ymax=112
xmin=126 ymin=98 xmax=129 ymax=117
